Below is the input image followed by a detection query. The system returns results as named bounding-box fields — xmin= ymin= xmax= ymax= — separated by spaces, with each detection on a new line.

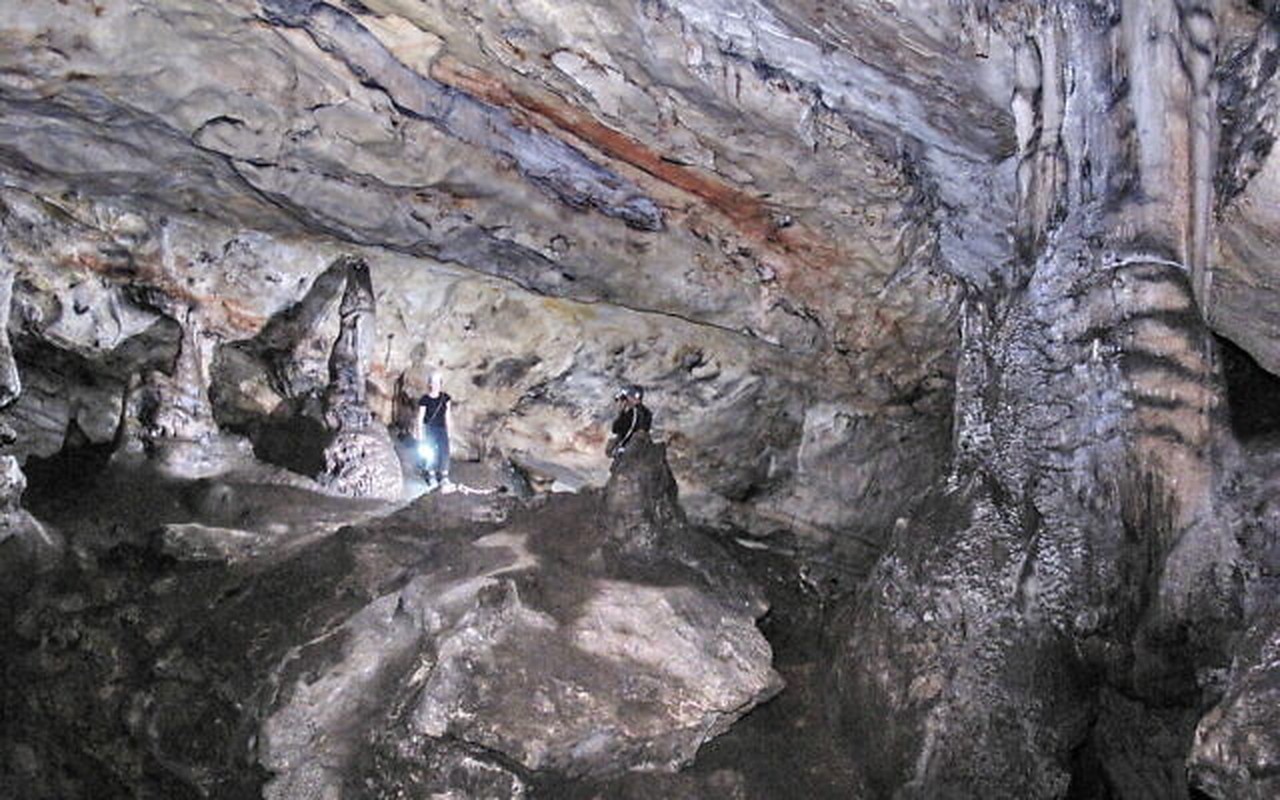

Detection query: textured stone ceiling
xmin=0 ymin=0 xmax=1021 ymax=393
xmin=0 ymin=0 xmax=1032 ymax=549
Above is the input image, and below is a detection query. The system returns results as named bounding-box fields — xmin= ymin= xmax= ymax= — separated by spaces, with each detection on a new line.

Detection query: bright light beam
xmin=416 ymin=439 xmax=437 ymax=465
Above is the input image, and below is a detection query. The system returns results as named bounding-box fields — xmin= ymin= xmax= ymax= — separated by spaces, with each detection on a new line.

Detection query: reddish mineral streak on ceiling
xmin=429 ymin=56 xmax=844 ymax=278
xmin=64 ymin=249 xmax=265 ymax=335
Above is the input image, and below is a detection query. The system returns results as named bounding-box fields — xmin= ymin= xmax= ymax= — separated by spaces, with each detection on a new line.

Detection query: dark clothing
xmin=609 ymin=403 xmax=652 ymax=456
xmin=611 ymin=404 xmax=652 ymax=438
xmin=418 ymin=392 xmax=451 ymax=430
xmin=418 ymin=392 xmax=451 ymax=481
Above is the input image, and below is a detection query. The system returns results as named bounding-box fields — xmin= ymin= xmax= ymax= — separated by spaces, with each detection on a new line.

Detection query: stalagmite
xmin=318 ymin=256 xmax=402 ymax=500
xmin=0 ymin=260 xmax=58 ymax=577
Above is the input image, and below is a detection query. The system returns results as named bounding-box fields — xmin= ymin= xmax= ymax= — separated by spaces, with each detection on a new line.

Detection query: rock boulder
xmin=2 ymin=437 xmax=779 ymax=799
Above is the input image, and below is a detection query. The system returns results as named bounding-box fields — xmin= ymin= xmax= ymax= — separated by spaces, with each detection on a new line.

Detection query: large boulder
xmin=2 ymin=440 xmax=778 ymax=799
xmin=1188 ymin=613 xmax=1280 ymax=800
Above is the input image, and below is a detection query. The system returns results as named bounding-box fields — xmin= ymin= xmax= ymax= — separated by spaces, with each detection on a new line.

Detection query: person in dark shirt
xmin=607 ymin=384 xmax=652 ymax=458
xmin=417 ymin=371 xmax=452 ymax=489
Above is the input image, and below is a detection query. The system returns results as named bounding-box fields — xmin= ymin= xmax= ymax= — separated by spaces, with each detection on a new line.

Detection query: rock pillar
xmin=318 ymin=256 xmax=401 ymax=500
xmin=833 ymin=3 xmax=1239 ymax=797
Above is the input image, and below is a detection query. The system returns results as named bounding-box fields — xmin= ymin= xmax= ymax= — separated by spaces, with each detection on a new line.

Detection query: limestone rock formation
xmin=0 ymin=0 xmax=964 ymax=559
xmin=2 ymin=433 xmax=778 ymax=799
xmin=1188 ymin=613 xmax=1280 ymax=800
xmin=0 ymin=452 xmax=60 ymax=583
xmin=828 ymin=3 xmax=1278 ymax=799
xmin=314 ymin=256 xmax=403 ymax=500
xmin=0 ymin=257 xmax=59 ymax=580
xmin=3 ymin=0 xmax=1280 ymax=798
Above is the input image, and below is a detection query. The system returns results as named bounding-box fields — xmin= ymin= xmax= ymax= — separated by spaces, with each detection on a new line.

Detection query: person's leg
xmin=421 ymin=428 xmax=441 ymax=486
xmin=417 ymin=437 xmax=432 ymax=484
xmin=426 ymin=427 xmax=448 ymax=485
xmin=438 ymin=431 xmax=451 ymax=486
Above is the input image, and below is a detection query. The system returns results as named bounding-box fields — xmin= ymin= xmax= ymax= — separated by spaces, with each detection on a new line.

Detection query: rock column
xmin=0 ymin=259 xmax=59 ymax=578
xmin=323 ymin=256 xmax=375 ymax=430
xmin=833 ymin=2 xmax=1239 ymax=797
xmin=318 ymin=256 xmax=401 ymax=500
xmin=114 ymin=299 xmax=234 ymax=476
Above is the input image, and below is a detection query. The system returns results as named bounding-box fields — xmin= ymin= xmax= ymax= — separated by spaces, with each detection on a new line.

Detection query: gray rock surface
xmin=318 ymin=425 xmax=404 ymax=500
xmin=1186 ymin=435 xmax=1280 ymax=800
xmin=3 ymin=0 xmax=1280 ymax=798
xmin=831 ymin=3 xmax=1256 ymax=798
xmin=2 ymin=432 xmax=778 ymax=799
xmin=1214 ymin=17 xmax=1280 ymax=376
xmin=0 ymin=253 xmax=60 ymax=580
xmin=1188 ymin=613 xmax=1280 ymax=800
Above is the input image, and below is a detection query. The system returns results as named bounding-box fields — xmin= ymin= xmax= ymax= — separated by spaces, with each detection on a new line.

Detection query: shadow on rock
xmin=1 ymin=435 xmax=781 ymax=799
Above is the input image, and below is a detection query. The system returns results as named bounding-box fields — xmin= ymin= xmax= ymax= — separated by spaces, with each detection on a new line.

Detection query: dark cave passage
xmin=1217 ymin=333 xmax=1280 ymax=442
xmin=21 ymin=424 xmax=114 ymax=511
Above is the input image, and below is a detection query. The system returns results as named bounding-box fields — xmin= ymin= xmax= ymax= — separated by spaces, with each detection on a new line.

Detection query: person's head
xmin=428 ymin=371 xmax=443 ymax=394
xmin=615 ymin=384 xmax=643 ymax=407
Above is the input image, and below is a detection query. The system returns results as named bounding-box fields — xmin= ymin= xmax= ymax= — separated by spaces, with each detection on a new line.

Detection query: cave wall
xmin=0 ymin=184 xmax=945 ymax=559
xmin=0 ymin=0 xmax=1002 ymax=555
xmin=832 ymin=2 xmax=1280 ymax=798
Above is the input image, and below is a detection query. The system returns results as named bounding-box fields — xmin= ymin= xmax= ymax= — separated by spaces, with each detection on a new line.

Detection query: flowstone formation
xmin=829 ymin=3 xmax=1280 ymax=799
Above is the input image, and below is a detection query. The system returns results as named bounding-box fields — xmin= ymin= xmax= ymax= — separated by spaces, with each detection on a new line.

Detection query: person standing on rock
xmin=417 ymin=371 xmax=452 ymax=491
xmin=606 ymin=384 xmax=652 ymax=459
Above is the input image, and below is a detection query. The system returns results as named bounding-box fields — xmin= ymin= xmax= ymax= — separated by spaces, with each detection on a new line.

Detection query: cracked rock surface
xmin=2 ymin=437 xmax=778 ymax=799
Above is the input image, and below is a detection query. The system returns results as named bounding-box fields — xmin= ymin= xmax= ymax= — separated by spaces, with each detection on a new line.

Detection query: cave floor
xmin=540 ymin=538 xmax=866 ymax=799
xmin=3 ymin=453 xmax=863 ymax=799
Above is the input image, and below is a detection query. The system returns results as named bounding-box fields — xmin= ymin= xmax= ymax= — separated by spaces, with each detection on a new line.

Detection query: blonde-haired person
xmin=416 ymin=370 xmax=453 ymax=490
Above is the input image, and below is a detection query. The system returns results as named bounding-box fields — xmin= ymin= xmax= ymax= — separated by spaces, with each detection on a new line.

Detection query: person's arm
xmin=416 ymin=403 xmax=425 ymax=439
xmin=444 ymin=398 xmax=453 ymax=434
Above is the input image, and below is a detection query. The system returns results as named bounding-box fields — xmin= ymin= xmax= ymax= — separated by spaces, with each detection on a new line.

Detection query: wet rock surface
xmin=1 ymin=438 xmax=781 ymax=799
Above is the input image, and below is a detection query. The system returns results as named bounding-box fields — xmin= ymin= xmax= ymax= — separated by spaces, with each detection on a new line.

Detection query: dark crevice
xmin=245 ymin=409 xmax=329 ymax=477
xmin=22 ymin=422 xmax=115 ymax=514
xmin=1065 ymin=733 xmax=1113 ymax=800
xmin=1216 ymin=333 xmax=1280 ymax=441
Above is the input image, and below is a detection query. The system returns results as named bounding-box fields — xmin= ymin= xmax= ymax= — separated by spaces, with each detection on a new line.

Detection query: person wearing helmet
xmin=606 ymin=384 xmax=652 ymax=459
xmin=417 ymin=370 xmax=452 ymax=490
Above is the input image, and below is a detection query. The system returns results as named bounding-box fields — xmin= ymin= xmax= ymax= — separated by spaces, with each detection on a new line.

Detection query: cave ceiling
xmin=0 ymin=0 xmax=1026 ymax=403
xmin=4 ymin=0 xmax=1280 ymax=546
